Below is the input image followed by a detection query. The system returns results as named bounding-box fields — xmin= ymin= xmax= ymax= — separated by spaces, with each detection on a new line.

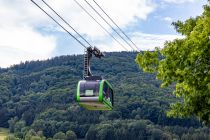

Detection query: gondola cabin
xmin=30 ymin=0 xmax=114 ymax=111
xmin=76 ymin=79 xmax=113 ymax=110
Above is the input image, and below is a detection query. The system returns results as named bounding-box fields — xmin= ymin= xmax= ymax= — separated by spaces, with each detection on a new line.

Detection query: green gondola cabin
xmin=76 ymin=79 xmax=113 ymax=110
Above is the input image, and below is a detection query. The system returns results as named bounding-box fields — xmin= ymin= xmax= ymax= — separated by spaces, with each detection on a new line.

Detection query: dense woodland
xmin=0 ymin=52 xmax=209 ymax=140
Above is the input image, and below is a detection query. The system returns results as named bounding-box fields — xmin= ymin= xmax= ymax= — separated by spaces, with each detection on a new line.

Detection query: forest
xmin=0 ymin=52 xmax=209 ymax=140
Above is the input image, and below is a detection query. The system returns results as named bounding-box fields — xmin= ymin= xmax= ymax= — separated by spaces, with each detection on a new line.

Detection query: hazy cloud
xmin=0 ymin=0 xmax=203 ymax=68
xmin=0 ymin=0 xmax=156 ymax=67
xmin=163 ymin=0 xmax=195 ymax=4
xmin=96 ymin=33 xmax=183 ymax=52
xmin=163 ymin=17 xmax=173 ymax=22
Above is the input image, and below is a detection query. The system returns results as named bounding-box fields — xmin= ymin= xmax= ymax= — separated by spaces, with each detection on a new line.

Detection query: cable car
xmin=30 ymin=0 xmax=114 ymax=111
xmin=76 ymin=79 xmax=113 ymax=110
xmin=76 ymin=47 xmax=114 ymax=110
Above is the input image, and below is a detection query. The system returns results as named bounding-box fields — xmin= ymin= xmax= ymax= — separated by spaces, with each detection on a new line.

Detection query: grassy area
xmin=0 ymin=128 xmax=8 ymax=140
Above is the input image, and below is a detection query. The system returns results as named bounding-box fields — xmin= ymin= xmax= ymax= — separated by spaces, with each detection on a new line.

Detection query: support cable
xmin=93 ymin=0 xmax=140 ymax=51
xmin=41 ymin=0 xmax=92 ymax=47
xmin=84 ymin=0 xmax=136 ymax=51
xmin=73 ymin=0 xmax=129 ymax=51
xmin=31 ymin=0 xmax=88 ymax=49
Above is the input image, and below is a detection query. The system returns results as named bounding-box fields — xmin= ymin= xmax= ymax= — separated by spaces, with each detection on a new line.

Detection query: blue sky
xmin=0 ymin=0 xmax=207 ymax=68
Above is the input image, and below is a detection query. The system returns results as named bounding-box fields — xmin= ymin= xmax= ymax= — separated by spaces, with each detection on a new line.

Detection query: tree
xmin=22 ymin=109 xmax=35 ymax=126
xmin=151 ymin=128 xmax=164 ymax=140
xmin=136 ymin=1 xmax=210 ymax=124
xmin=66 ymin=130 xmax=77 ymax=140
xmin=85 ymin=126 xmax=97 ymax=140
xmin=8 ymin=117 xmax=18 ymax=133
xmin=53 ymin=132 xmax=66 ymax=140
xmin=127 ymin=121 xmax=146 ymax=139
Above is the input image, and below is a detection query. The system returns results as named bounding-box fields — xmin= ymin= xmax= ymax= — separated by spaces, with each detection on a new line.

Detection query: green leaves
xmin=136 ymin=2 xmax=210 ymax=124
xmin=135 ymin=50 xmax=159 ymax=73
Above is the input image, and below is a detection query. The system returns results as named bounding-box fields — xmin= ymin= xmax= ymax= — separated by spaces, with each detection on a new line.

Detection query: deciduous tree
xmin=136 ymin=1 xmax=210 ymax=124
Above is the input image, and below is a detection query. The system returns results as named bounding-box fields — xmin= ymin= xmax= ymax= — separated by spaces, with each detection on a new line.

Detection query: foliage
xmin=0 ymin=52 xmax=209 ymax=139
xmin=53 ymin=132 xmax=66 ymax=140
xmin=136 ymin=2 xmax=210 ymax=124
xmin=66 ymin=130 xmax=77 ymax=140
xmin=5 ymin=135 xmax=20 ymax=140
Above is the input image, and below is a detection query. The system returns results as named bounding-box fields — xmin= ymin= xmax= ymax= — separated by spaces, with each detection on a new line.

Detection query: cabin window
xmin=80 ymin=81 xmax=100 ymax=97
xmin=103 ymin=82 xmax=113 ymax=105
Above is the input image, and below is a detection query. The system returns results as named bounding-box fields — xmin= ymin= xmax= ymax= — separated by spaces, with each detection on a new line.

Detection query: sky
xmin=0 ymin=0 xmax=207 ymax=68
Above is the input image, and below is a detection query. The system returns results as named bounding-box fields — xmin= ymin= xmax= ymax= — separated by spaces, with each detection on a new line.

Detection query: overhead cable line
xmin=31 ymin=0 xmax=90 ymax=49
xmin=93 ymin=0 xmax=140 ymax=51
xmin=73 ymin=0 xmax=129 ymax=51
xmin=84 ymin=0 xmax=136 ymax=51
xmin=41 ymin=0 xmax=92 ymax=47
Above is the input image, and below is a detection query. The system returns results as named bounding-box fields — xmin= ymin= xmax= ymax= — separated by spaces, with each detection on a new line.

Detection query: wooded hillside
xmin=0 ymin=52 xmax=209 ymax=140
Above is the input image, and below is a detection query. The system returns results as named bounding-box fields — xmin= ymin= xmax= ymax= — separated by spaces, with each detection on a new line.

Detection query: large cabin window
xmin=80 ymin=81 xmax=100 ymax=97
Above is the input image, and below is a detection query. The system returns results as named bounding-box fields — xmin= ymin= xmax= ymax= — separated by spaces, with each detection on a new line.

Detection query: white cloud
xmin=97 ymin=33 xmax=184 ymax=52
xmin=163 ymin=17 xmax=173 ymax=22
xmin=44 ymin=0 xmax=156 ymax=38
xmin=0 ymin=0 xmax=57 ymax=68
xmin=131 ymin=33 xmax=184 ymax=50
xmin=0 ymin=0 xmax=156 ymax=68
xmin=0 ymin=26 xmax=56 ymax=68
xmin=0 ymin=26 xmax=56 ymax=55
xmin=163 ymin=0 xmax=195 ymax=4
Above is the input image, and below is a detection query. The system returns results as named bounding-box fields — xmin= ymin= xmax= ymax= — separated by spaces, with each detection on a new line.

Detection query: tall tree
xmin=136 ymin=1 xmax=210 ymax=124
